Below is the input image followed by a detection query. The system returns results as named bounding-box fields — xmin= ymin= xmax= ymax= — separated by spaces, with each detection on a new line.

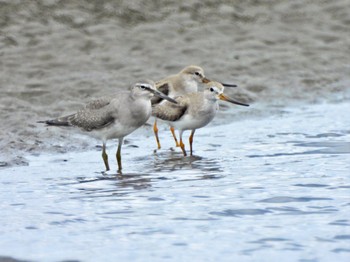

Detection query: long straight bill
xmin=219 ymin=93 xmax=249 ymax=107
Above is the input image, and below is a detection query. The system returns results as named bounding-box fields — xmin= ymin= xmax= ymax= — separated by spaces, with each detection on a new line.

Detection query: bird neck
xmin=180 ymin=77 xmax=198 ymax=94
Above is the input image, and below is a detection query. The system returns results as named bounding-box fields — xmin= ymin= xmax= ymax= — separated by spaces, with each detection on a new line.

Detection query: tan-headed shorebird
xmin=39 ymin=80 xmax=177 ymax=173
xmin=152 ymin=81 xmax=249 ymax=156
xmin=152 ymin=65 xmax=237 ymax=149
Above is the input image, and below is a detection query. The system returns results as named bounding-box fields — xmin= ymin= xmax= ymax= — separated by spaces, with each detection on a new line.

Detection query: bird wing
xmin=83 ymin=96 xmax=112 ymax=110
xmin=67 ymin=106 xmax=115 ymax=131
xmin=152 ymin=96 xmax=189 ymax=122
xmin=151 ymin=82 xmax=170 ymax=105
xmin=41 ymin=96 xmax=116 ymax=131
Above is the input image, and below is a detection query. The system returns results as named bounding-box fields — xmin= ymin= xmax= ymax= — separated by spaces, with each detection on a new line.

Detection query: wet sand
xmin=1 ymin=0 xmax=350 ymax=166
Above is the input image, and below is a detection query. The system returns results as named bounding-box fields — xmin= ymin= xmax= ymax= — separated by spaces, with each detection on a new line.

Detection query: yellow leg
xmin=179 ymin=130 xmax=187 ymax=156
xmin=116 ymin=138 xmax=123 ymax=174
xmin=170 ymin=126 xmax=180 ymax=147
xmin=153 ymin=119 xmax=161 ymax=149
xmin=189 ymin=129 xmax=195 ymax=156
xmin=102 ymin=142 xmax=110 ymax=171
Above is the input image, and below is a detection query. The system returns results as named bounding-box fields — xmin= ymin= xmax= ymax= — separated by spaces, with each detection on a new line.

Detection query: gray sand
xmin=1 ymin=0 xmax=350 ymax=166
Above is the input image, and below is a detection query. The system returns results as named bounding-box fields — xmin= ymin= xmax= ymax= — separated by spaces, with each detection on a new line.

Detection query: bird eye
xmin=210 ymin=87 xmax=214 ymax=92
xmin=194 ymin=72 xmax=200 ymax=76
xmin=140 ymin=85 xmax=147 ymax=90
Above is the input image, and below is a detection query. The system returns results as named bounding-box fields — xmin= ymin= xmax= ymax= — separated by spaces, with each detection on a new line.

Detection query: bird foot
xmin=102 ymin=169 xmax=114 ymax=176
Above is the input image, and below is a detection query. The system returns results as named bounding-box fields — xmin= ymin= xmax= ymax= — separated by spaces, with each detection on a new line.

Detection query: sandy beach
xmin=1 ymin=0 xmax=350 ymax=166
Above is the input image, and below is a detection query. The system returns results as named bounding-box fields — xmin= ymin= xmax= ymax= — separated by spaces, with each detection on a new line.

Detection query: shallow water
xmin=1 ymin=102 xmax=349 ymax=262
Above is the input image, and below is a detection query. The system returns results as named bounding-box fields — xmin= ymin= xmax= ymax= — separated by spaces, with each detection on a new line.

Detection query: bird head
xmin=205 ymin=81 xmax=249 ymax=107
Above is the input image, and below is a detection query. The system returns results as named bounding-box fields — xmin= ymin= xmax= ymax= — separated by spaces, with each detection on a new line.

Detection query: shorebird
xmin=152 ymin=65 xmax=237 ymax=149
xmin=152 ymin=81 xmax=249 ymax=156
xmin=39 ymin=80 xmax=177 ymax=173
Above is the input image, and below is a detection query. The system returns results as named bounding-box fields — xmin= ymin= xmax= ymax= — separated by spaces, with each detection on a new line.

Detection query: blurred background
xmin=1 ymin=0 xmax=350 ymax=166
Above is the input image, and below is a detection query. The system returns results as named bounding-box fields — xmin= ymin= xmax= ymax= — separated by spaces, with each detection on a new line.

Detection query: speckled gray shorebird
xmin=39 ymin=80 xmax=177 ymax=173
xmin=152 ymin=65 xmax=237 ymax=149
xmin=152 ymin=81 xmax=249 ymax=156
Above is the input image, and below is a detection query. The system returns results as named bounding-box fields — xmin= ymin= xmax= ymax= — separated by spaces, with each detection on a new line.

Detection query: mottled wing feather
xmin=68 ymin=107 xmax=115 ymax=131
xmin=83 ymin=96 xmax=112 ymax=110
xmin=43 ymin=96 xmax=115 ymax=131
xmin=151 ymin=83 xmax=170 ymax=105
xmin=152 ymin=96 xmax=188 ymax=122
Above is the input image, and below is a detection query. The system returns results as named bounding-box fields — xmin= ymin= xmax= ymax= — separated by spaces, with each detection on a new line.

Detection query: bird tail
xmin=37 ymin=114 xmax=74 ymax=126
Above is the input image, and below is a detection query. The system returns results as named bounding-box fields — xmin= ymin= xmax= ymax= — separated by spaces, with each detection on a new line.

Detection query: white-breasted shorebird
xmin=152 ymin=81 xmax=249 ymax=156
xmin=152 ymin=65 xmax=237 ymax=149
xmin=39 ymin=80 xmax=177 ymax=173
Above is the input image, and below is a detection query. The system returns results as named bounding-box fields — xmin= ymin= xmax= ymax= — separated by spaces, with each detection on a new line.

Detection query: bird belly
xmin=90 ymin=122 xmax=139 ymax=141
xmin=170 ymin=113 xmax=214 ymax=131
xmin=92 ymin=99 xmax=151 ymax=141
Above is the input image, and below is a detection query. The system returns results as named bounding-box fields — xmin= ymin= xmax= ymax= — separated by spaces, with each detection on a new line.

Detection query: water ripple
xmin=209 ymin=209 xmax=272 ymax=217
xmin=259 ymin=196 xmax=333 ymax=203
xmin=294 ymin=184 xmax=329 ymax=188
xmin=334 ymin=235 xmax=350 ymax=240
